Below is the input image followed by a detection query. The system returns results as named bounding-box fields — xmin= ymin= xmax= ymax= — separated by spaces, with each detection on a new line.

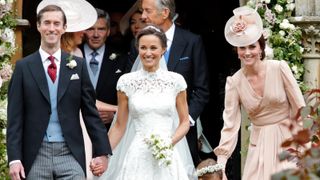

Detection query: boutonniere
xmin=109 ymin=53 xmax=118 ymax=60
xmin=66 ymin=55 xmax=77 ymax=69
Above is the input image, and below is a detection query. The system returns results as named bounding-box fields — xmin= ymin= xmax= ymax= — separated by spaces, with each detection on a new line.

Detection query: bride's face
xmin=138 ymin=34 xmax=166 ymax=72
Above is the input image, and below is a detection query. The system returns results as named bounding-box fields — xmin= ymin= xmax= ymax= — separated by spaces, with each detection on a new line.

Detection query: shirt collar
xmin=39 ymin=47 xmax=61 ymax=63
xmin=165 ymin=23 xmax=175 ymax=48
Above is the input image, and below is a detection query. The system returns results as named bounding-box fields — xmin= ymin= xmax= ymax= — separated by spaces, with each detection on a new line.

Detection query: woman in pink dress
xmin=214 ymin=6 xmax=306 ymax=180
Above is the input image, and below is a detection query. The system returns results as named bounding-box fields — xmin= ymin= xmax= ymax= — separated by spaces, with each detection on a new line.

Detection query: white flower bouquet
xmin=144 ymin=134 xmax=173 ymax=167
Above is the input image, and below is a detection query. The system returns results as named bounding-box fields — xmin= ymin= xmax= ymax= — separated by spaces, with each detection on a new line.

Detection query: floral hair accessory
xmin=66 ymin=55 xmax=77 ymax=69
xmin=224 ymin=6 xmax=263 ymax=47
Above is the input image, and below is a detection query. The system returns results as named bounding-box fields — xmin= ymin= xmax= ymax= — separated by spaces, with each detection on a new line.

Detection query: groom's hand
xmin=90 ymin=155 xmax=108 ymax=177
xmin=9 ymin=162 xmax=26 ymax=180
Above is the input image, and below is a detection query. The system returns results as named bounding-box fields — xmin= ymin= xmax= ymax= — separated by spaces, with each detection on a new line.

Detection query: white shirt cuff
xmin=9 ymin=160 xmax=21 ymax=166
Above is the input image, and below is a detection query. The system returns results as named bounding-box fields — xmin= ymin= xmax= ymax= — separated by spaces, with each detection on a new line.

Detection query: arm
xmin=107 ymin=91 xmax=129 ymax=150
xmin=213 ymin=77 xmax=241 ymax=167
xmin=172 ymin=90 xmax=190 ymax=145
xmin=279 ymin=60 xmax=306 ymax=118
xmin=96 ymin=100 xmax=118 ymax=124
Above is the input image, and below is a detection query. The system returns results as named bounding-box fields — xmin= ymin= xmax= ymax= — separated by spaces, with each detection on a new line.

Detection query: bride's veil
xmin=97 ymin=56 xmax=196 ymax=179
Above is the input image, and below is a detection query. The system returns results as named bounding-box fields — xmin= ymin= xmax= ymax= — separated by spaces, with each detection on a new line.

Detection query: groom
xmin=6 ymin=4 xmax=111 ymax=180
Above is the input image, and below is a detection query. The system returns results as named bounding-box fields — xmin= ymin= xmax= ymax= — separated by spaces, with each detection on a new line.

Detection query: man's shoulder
xmin=175 ymin=26 xmax=200 ymax=39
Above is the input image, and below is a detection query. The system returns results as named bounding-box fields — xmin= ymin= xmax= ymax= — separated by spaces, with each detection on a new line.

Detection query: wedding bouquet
xmin=144 ymin=134 xmax=173 ymax=167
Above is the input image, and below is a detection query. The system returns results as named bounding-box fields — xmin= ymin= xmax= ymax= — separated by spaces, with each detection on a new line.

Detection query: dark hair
xmin=257 ymin=35 xmax=266 ymax=60
xmin=233 ymin=35 xmax=266 ymax=60
xmin=135 ymin=24 xmax=167 ymax=49
xmin=95 ymin=8 xmax=111 ymax=28
xmin=37 ymin=5 xmax=66 ymax=26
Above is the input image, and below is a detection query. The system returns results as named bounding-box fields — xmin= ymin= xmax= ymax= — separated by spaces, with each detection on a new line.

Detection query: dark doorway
xmin=22 ymin=0 xmax=241 ymax=179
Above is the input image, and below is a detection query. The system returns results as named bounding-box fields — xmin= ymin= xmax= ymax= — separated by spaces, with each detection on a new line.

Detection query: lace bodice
xmin=117 ymin=68 xmax=187 ymax=135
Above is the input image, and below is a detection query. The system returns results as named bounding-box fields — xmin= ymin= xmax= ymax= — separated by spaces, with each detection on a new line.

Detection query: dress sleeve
xmin=213 ymin=76 xmax=242 ymax=166
xmin=279 ymin=60 xmax=306 ymax=118
xmin=175 ymin=73 xmax=187 ymax=95
xmin=116 ymin=74 xmax=130 ymax=96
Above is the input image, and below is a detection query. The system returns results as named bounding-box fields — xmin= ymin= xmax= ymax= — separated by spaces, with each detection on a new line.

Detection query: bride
xmin=91 ymin=25 xmax=196 ymax=180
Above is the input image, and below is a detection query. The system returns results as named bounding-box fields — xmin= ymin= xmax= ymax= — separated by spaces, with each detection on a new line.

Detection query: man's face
xmin=37 ymin=11 xmax=66 ymax=48
xmin=141 ymin=0 xmax=165 ymax=26
xmin=85 ymin=18 xmax=110 ymax=50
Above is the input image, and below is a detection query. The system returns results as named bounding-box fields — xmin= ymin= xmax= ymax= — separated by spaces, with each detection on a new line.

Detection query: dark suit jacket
xmin=82 ymin=45 xmax=129 ymax=106
xmin=6 ymin=51 xmax=112 ymax=176
xmin=168 ymin=26 xmax=210 ymax=165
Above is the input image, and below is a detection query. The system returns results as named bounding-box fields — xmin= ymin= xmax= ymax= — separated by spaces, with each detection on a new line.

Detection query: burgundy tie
xmin=47 ymin=55 xmax=57 ymax=82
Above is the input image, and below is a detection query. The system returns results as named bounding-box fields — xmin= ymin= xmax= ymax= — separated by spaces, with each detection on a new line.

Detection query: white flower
xmin=144 ymin=134 xmax=173 ymax=167
xmin=287 ymin=0 xmax=293 ymax=3
xmin=291 ymin=65 xmax=298 ymax=74
xmin=109 ymin=53 xmax=118 ymax=60
xmin=196 ymin=163 xmax=225 ymax=177
xmin=66 ymin=59 xmax=77 ymax=69
xmin=279 ymin=30 xmax=286 ymax=36
xmin=286 ymin=3 xmax=295 ymax=11
xmin=274 ymin=4 xmax=283 ymax=13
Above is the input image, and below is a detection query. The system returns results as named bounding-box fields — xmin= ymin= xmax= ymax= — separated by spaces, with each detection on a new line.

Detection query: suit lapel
xmin=96 ymin=47 xmax=113 ymax=95
xmin=167 ymin=27 xmax=185 ymax=71
xmin=57 ymin=52 xmax=73 ymax=102
xmin=28 ymin=52 xmax=50 ymax=103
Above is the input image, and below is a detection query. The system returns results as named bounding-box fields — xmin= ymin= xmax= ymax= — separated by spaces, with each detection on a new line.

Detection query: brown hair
xmin=61 ymin=32 xmax=77 ymax=53
xmin=136 ymin=24 xmax=167 ymax=49
xmin=37 ymin=5 xmax=67 ymax=26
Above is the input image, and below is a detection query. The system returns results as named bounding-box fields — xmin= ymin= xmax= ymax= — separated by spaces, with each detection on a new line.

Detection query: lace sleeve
xmin=116 ymin=74 xmax=131 ymax=96
xmin=175 ymin=73 xmax=187 ymax=95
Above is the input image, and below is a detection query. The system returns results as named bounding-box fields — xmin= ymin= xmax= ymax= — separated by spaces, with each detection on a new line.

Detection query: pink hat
xmin=224 ymin=6 xmax=263 ymax=47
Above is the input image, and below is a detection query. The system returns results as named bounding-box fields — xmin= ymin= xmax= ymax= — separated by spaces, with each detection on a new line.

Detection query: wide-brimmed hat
xmin=119 ymin=0 xmax=141 ymax=35
xmin=36 ymin=0 xmax=97 ymax=32
xmin=224 ymin=6 xmax=263 ymax=47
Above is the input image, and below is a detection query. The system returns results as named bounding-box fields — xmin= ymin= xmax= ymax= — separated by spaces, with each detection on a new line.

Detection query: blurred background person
xmin=81 ymin=8 xmax=128 ymax=130
xmin=119 ymin=0 xmax=146 ymax=64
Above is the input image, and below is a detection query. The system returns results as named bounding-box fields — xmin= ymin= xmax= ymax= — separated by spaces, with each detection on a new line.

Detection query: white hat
xmin=224 ymin=6 xmax=263 ymax=47
xmin=119 ymin=0 xmax=141 ymax=35
xmin=36 ymin=0 xmax=97 ymax=32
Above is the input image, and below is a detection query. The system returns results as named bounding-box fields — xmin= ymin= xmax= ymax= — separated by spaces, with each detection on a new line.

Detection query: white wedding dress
xmin=96 ymin=68 xmax=196 ymax=180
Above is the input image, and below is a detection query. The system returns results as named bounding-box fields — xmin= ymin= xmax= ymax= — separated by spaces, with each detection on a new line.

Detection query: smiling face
xmin=37 ymin=10 xmax=66 ymax=50
xmin=85 ymin=18 xmax=110 ymax=50
xmin=237 ymin=41 xmax=262 ymax=67
xmin=138 ymin=34 xmax=166 ymax=72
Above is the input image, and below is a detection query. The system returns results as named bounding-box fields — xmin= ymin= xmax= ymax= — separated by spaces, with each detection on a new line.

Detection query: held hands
xmin=9 ymin=162 xmax=25 ymax=180
xmin=90 ymin=155 xmax=108 ymax=177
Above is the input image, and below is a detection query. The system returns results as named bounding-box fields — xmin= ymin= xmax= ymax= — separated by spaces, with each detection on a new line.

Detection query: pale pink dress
xmin=214 ymin=60 xmax=305 ymax=180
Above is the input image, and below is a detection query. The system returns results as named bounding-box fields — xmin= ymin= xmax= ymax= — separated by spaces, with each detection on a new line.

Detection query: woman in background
xmin=214 ymin=6 xmax=306 ymax=180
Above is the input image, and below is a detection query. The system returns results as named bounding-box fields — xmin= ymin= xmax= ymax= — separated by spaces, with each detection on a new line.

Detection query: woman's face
xmin=130 ymin=12 xmax=146 ymax=37
xmin=73 ymin=31 xmax=84 ymax=45
xmin=237 ymin=41 xmax=262 ymax=66
xmin=138 ymin=34 xmax=165 ymax=72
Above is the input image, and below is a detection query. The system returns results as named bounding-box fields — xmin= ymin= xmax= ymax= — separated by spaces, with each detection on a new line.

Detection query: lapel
xmin=96 ymin=46 xmax=114 ymax=94
xmin=167 ymin=27 xmax=185 ymax=71
xmin=28 ymin=52 xmax=50 ymax=103
xmin=57 ymin=52 xmax=73 ymax=102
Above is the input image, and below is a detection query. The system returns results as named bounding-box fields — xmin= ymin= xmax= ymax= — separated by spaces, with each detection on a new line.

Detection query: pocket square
xmin=179 ymin=57 xmax=190 ymax=61
xmin=115 ymin=69 xmax=122 ymax=73
xmin=70 ymin=73 xmax=79 ymax=80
